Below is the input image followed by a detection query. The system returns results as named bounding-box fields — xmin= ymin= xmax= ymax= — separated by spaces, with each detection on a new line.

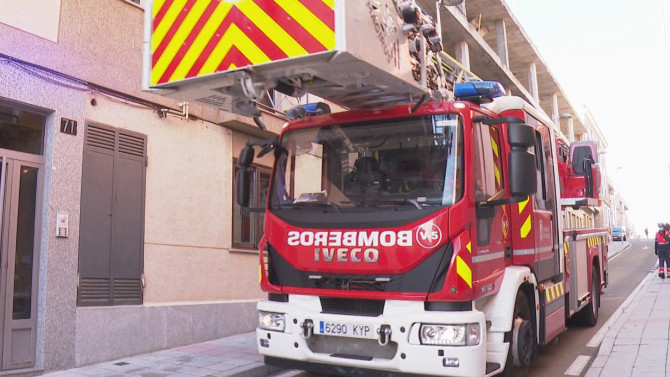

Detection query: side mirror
xmin=507 ymin=123 xmax=536 ymax=197
xmin=236 ymin=168 xmax=251 ymax=207
xmin=239 ymin=146 xmax=255 ymax=168
xmin=509 ymin=151 xmax=536 ymax=197
xmin=507 ymin=122 xmax=535 ymax=148
xmin=236 ymin=146 xmax=255 ymax=207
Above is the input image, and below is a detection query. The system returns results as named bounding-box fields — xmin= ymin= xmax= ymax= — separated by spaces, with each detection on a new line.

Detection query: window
xmin=473 ymin=122 xmax=503 ymax=202
xmin=233 ymin=162 xmax=271 ymax=250
xmin=78 ymin=124 xmax=146 ymax=306
xmin=534 ymin=124 xmax=556 ymax=211
xmin=0 ymin=101 xmax=45 ymax=155
xmin=473 ymin=121 xmax=503 ymax=246
xmin=268 ymin=114 xmax=463 ymax=228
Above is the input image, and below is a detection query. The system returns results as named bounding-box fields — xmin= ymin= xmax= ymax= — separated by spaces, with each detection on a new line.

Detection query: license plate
xmin=318 ymin=321 xmax=378 ymax=339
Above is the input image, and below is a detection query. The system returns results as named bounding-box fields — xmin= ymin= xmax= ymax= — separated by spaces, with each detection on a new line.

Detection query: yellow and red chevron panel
xmin=517 ymin=197 xmax=531 ymax=239
xmin=150 ymin=0 xmax=336 ymax=86
xmin=544 ymin=281 xmax=564 ymax=305
xmin=438 ymin=229 xmax=474 ymax=301
xmin=488 ymin=126 xmax=503 ymax=191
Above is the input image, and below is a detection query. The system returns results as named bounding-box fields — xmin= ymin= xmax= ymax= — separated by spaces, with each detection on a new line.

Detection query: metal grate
xmin=320 ymin=297 xmax=384 ymax=317
xmin=306 ymin=335 xmax=397 ymax=360
xmin=196 ymin=94 xmax=231 ymax=108
xmin=118 ymin=133 xmax=145 ymax=157
xmin=79 ymin=277 xmax=111 ymax=304
xmin=113 ymin=278 xmax=142 ymax=300
xmin=86 ymin=125 xmax=115 ymax=151
xmin=305 ymin=274 xmax=400 ymax=292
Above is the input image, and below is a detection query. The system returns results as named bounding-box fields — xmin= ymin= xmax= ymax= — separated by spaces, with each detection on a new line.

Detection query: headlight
xmin=420 ymin=323 xmax=480 ymax=346
xmin=258 ymin=311 xmax=285 ymax=332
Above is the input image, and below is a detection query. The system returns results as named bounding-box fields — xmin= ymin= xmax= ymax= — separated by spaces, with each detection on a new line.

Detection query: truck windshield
xmin=269 ymin=114 xmax=463 ymax=213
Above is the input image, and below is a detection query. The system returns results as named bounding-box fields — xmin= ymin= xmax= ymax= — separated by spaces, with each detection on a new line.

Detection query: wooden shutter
xmin=78 ymin=124 xmax=146 ymax=306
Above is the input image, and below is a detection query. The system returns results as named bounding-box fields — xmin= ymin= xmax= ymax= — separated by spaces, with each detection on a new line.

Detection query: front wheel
xmin=500 ymin=290 xmax=534 ymax=377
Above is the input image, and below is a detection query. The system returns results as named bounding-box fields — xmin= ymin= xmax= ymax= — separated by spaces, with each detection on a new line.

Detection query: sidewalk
xmin=42 ymin=332 xmax=282 ymax=377
xmin=585 ymin=241 xmax=670 ymax=377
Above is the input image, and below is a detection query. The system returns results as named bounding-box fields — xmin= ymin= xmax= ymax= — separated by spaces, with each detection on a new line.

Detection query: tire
xmin=578 ymin=267 xmax=600 ymax=327
xmin=500 ymin=290 xmax=534 ymax=377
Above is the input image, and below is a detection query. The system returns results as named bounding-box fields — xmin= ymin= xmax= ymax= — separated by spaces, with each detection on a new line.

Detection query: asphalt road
xmin=277 ymin=239 xmax=658 ymax=377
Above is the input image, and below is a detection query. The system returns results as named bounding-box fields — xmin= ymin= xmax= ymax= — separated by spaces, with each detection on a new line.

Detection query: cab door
xmin=532 ymin=124 xmax=560 ymax=281
xmin=472 ymin=119 xmax=510 ymax=287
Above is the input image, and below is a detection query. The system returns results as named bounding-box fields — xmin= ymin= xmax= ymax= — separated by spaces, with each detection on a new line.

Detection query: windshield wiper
xmin=290 ymin=201 xmax=341 ymax=213
xmin=363 ymin=198 xmax=423 ymax=210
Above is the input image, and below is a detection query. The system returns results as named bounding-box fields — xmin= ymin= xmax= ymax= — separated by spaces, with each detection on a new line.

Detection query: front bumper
xmin=256 ymin=296 xmax=491 ymax=377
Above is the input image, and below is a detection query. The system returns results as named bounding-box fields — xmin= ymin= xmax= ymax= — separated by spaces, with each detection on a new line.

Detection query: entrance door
xmin=0 ymin=155 xmax=41 ymax=370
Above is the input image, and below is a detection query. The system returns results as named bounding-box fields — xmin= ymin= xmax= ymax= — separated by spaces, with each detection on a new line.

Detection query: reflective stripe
xmin=456 ymin=256 xmax=472 ymax=288
xmin=472 ymin=251 xmax=505 ymax=263
xmin=513 ymin=248 xmax=534 ymax=256
xmin=520 ymin=215 xmax=532 ymax=238
xmin=513 ymin=246 xmax=553 ymax=256
xmin=545 ymin=282 xmax=565 ymax=304
xmin=518 ymin=197 xmax=529 ymax=213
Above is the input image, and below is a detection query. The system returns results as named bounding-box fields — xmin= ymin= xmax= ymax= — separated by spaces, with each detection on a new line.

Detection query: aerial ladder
xmin=144 ymin=0 xmax=477 ymax=122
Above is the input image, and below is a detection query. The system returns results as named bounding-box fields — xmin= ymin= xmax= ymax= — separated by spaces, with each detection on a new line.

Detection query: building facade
xmin=0 ymin=0 xmax=290 ymax=374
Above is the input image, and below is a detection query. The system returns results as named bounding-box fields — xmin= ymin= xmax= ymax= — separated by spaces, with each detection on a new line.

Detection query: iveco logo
xmin=416 ymin=223 xmax=442 ymax=249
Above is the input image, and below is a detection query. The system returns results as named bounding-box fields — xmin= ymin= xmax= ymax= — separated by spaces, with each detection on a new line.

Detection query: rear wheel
xmin=501 ymin=290 xmax=534 ymax=377
xmin=578 ymin=267 xmax=600 ymax=326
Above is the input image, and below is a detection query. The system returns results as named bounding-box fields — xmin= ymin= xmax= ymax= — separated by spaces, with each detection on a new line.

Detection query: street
xmin=276 ymin=239 xmax=657 ymax=377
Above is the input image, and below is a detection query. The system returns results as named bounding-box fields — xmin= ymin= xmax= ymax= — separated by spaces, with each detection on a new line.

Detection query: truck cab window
xmin=473 ymin=122 xmax=503 ymax=201
xmin=268 ymin=114 xmax=464 ymax=226
xmin=534 ymin=124 xmax=556 ymax=211
xmin=473 ymin=121 xmax=503 ymax=246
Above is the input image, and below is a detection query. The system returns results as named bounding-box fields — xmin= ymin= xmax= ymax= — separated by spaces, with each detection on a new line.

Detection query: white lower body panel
xmin=257 ymin=295 xmax=492 ymax=377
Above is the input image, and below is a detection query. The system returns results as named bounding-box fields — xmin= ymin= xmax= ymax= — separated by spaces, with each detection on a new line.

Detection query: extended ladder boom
xmin=144 ymin=0 xmax=476 ymax=117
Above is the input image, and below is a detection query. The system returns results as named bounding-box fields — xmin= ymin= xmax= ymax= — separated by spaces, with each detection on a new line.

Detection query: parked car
xmin=612 ymin=226 xmax=627 ymax=241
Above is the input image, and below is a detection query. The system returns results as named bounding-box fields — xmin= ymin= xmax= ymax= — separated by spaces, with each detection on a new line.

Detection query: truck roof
xmin=281 ymin=99 xmax=501 ymax=132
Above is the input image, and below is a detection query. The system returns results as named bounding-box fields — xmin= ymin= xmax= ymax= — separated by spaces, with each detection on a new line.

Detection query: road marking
xmin=608 ymin=242 xmax=631 ymax=262
xmin=565 ymin=355 xmax=591 ymax=376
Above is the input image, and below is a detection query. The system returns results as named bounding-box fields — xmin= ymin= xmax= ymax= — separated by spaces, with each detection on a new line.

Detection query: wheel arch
xmin=480 ymin=266 xmax=538 ymax=334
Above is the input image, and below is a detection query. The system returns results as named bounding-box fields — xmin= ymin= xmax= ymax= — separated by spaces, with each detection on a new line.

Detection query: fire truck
xmin=144 ymin=0 xmax=608 ymax=376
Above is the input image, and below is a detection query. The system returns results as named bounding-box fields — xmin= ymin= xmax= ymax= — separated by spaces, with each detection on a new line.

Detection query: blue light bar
xmin=454 ymin=81 xmax=505 ymax=103
xmin=286 ymin=102 xmax=332 ymax=119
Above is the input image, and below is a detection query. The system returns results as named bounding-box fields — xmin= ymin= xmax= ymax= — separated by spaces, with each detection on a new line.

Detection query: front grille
xmin=320 ymin=297 xmax=384 ymax=317
xmin=306 ymin=335 xmax=397 ymax=360
xmin=306 ymin=274 xmax=401 ymax=291
xmin=267 ymin=243 xmax=453 ymax=293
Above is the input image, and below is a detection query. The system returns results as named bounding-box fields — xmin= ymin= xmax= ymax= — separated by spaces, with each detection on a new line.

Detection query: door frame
xmin=0 ymin=149 xmax=44 ymax=370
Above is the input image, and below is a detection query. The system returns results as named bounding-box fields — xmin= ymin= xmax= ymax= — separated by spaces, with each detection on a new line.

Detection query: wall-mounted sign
xmin=60 ymin=118 xmax=77 ymax=136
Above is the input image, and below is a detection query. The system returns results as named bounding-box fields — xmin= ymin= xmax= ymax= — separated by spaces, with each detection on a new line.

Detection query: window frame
xmin=232 ymin=160 xmax=271 ymax=251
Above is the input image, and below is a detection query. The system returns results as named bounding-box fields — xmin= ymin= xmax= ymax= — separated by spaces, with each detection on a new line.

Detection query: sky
xmin=504 ymin=0 xmax=670 ymax=235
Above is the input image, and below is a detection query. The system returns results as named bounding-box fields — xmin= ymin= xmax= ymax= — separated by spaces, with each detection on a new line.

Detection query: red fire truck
xmin=144 ymin=1 xmax=608 ymax=375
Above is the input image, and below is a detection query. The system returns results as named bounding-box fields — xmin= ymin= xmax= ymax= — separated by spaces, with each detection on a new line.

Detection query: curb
xmin=224 ymin=363 xmax=284 ymax=377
